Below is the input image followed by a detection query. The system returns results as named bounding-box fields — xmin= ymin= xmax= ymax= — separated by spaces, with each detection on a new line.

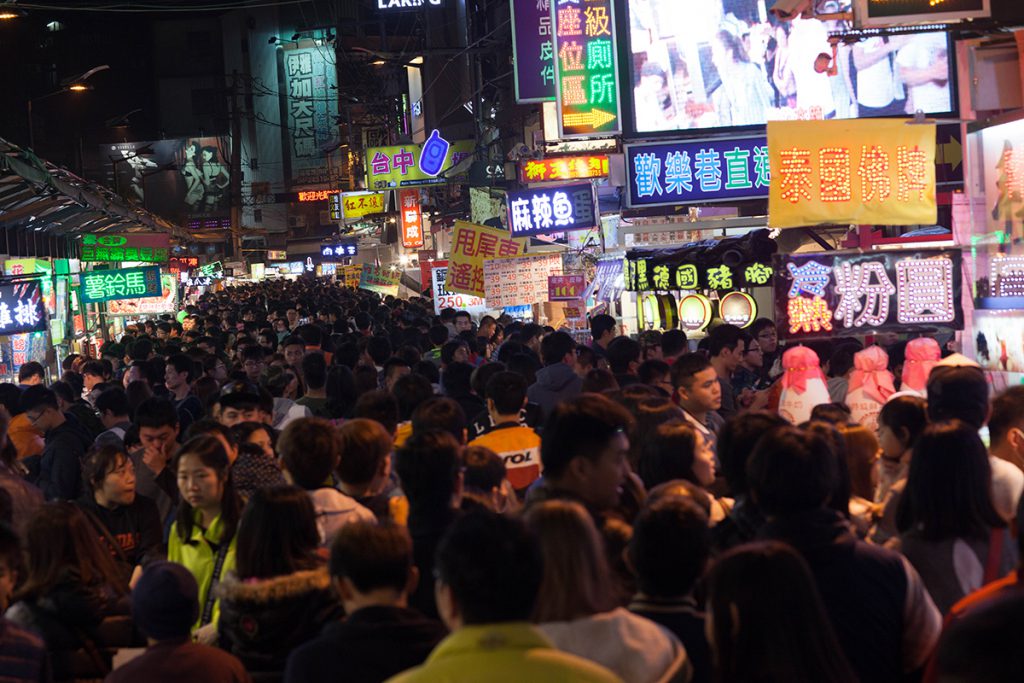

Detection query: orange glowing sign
xmin=297 ymin=190 xmax=338 ymax=202
xmin=519 ymin=155 xmax=610 ymax=183
xmin=400 ymin=189 xmax=424 ymax=249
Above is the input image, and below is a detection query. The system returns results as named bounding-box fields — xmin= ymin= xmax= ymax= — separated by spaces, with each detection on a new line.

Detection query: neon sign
xmin=321 ymin=243 xmax=358 ymax=258
xmin=400 ymin=189 xmax=424 ymax=249
xmin=297 ymin=190 xmax=337 ymax=202
xmin=507 ymin=182 xmax=597 ymax=237
xmin=511 ymin=0 xmax=556 ymax=103
xmin=366 ymin=137 xmax=474 ymax=189
xmin=519 ymin=155 xmax=609 ymax=183
xmin=552 ymin=0 xmax=621 ymax=138
xmin=80 ymin=266 xmax=163 ymax=304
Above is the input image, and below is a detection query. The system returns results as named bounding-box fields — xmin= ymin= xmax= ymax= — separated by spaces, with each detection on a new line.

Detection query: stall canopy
xmin=0 ymin=137 xmax=188 ymax=240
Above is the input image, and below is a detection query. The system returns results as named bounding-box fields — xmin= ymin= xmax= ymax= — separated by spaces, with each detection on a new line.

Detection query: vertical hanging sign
xmin=552 ymin=0 xmax=622 ymax=138
xmin=511 ymin=0 xmax=556 ymax=103
xmin=400 ymin=189 xmax=425 ymax=249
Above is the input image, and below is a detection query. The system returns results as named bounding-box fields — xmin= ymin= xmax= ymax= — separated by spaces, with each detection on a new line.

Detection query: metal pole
xmin=27 ymin=99 xmax=34 ymax=150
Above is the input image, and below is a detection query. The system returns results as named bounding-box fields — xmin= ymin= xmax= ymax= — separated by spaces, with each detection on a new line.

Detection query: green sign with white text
xmin=80 ymin=266 xmax=163 ymax=304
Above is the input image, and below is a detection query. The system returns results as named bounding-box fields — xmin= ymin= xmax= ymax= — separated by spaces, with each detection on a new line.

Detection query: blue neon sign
xmin=625 ymin=136 xmax=770 ymax=208
xmin=507 ymin=182 xmax=598 ymax=238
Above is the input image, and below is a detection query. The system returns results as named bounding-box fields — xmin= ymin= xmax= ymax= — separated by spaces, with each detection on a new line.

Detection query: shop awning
xmin=0 ymin=137 xmax=188 ymax=240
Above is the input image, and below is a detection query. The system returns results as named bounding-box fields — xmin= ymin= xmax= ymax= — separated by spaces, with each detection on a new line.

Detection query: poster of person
xmin=628 ymin=0 xmax=953 ymax=133
xmin=101 ymin=136 xmax=232 ymax=226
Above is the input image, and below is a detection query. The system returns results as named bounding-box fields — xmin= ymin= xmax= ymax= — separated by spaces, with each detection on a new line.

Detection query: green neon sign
xmin=80 ymin=266 xmax=163 ymax=304
xmin=552 ymin=0 xmax=621 ymax=138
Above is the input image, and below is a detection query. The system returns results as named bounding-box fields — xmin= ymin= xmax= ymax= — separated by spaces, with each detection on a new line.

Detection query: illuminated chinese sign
xmin=512 ymin=0 xmax=555 ymax=103
xmin=80 ymin=266 xmax=163 ymax=304
xmin=431 ymin=266 xmax=487 ymax=316
xmin=767 ymin=119 xmax=937 ymax=229
xmin=266 ymin=251 xmax=287 ymax=261
xmin=366 ymin=136 xmax=474 ymax=189
xmin=106 ymin=274 xmax=178 ymax=316
xmin=507 ymin=182 xmax=598 ymax=237
xmin=321 ymin=242 xmax=358 ymax=258
xmin=625 ymin=231 xmax=777 ymax=292
xmin=445 ymin=221 xmax=528 ymax=297
xmin=0 ymin=282 xmax=47 ymax=336
xmin=626 ymin=137 xmax=769 ymax=208
xmin=169 ymin=256 xmax=199 ymax=275
xmin=548 ymin=274 xmax=585 ymax=301
xmin=519 ymin=155 xmax=609 ymax=184
xmin=552 ymin=0 xmax=621 ymax=137
xmin=284 ymin=45 xmax=340 ymax=186
xmin=774 ymin=250 xmax=963 ymax=340
xmin=297 ymin=190 xmax=337 ymax=202
xmin=679 ymin=294 xmax=713 ymax=334
xmin=339 ymin=191 xmax=385 ymax=220
xmin=400 ymin=189 xmax=424 ymax=249
xmin=198 ymin=261 xmax=223 ymax=279
xmin=80 ymin=233 xmax=170 ymax=263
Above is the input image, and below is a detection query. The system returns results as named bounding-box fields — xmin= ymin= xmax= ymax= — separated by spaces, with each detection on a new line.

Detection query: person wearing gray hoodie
xmin=527 ymin=332 xmax=583 ymax=422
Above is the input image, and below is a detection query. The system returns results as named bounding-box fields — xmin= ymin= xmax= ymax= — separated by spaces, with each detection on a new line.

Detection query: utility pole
xmin=229 ymin=70 xmax=243 ymax=258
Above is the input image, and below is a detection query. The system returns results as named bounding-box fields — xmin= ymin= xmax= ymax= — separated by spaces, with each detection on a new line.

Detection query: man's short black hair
xmin=435 ymin=510 xmax=542 ymax=625
xmin=17 ymin=362 xmax=45 ymax=384
xmin=441 ymin=361 xmax=474 ymax=397
xmin=629 ymin=496 xmax=711 ymax=598
xmin=20 ymin=385 xmax=57 ymax=413
xmin=277 ymin=417 xmax=339 ymax=489
xmin=428 ymin=325 xmax=450 ymax=346
xmin=329 ymin=522 xmax=412 ymax=594
xmin=130 ymin=337 xmax=153 ymax=361
xmin=671 ymin=353 xmax=713 ymax=390
xmin=453 ymin=311 xmax=471 ymax=323
xmin=748 ymin=425 xmax=837 ymax=516
xmin=352 ymin=390 xmax=399 ymax=436
xmin=590 ymin=314 xmax=615 ymax=341
xmin=301 ymin=352 xmax=327 ymax=391
xmin=541 ymin=394 xmax=633 ymax=479
xmin=166 ymin=354 xmax=197 ymax=382
xmin=95 ymin=387 xmax=130 ymax=418
xmin=134 ymin=396 xmax=179 ymax=430
xmin=717 ymin=411 xmax=790 ymax=496
xmin=927 ymin=364 xmax=990 ymax=430
xmin=411 ymin=397 xmax=466 ymax=443
xmin=485 ymin=371 xmax=528 ymax=416
xmin=540 ymin=331 xmax=576 ymax=367
xmin=989 ymin=386 xmax=1024 ymax=447
xmin=607 ymin=336 xmax=641 ymax=374
xmin=661 ymin=329 xmax=687 ymax=357
xmin=80 ymin=360 xmax=106 ymax=379
xmin=366 ymin=337 xmax=392 ymax=366
xmin=281 ymin=334 xmax=305 ymax=350
xmin=638 ymin=359 xmax=671 ymax=387
xmin=393 ymin=373 xmax=435 ymax=422
xmin=395 ymin=429 xmax=461 ymax=512
xmin=440 ymin=340 xmax=467 ymax=366
xmin=707 ymin=324 xmax=743 ymax=357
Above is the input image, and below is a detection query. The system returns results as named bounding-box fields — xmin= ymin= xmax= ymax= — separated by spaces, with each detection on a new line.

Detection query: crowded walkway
xmin=0 ymin=275 xmax=1020 ymax=683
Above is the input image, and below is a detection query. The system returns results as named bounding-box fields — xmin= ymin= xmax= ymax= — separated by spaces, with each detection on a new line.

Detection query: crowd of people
xmin=0 ymin=275 xmax=1021 ymax=682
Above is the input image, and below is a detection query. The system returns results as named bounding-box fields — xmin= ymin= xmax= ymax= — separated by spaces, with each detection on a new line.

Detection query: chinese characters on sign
xmin=168 ymin=256 xmax=199 ymax=275
xmin=626 ymin=137 xmax=770 ymax=208
xmin=400 ymin=189 xmax=424 ymax=249
xmin=431 ymin=265 xmax=488 ymax=316
xmin=511 ymin=0 xmax=556 ymax=103
xmin=297 ymin=190 xmax=337 ymax=202
xmin=519 ymin=155 xmax=609 ymax=183
xmin=80 ymin=233 xmax=170 ymax=263
xmin=106 ymin=274 xmax=178 ymax=316
xmin=507 ymin=182 xmax=598 ymax=237
xmin=625 ymin=258 xmax=773 ymax=292
xmin=484 ymin=254 xmax=564 ymax=308
xmin=340 ymin=191 xmax=386 ymax=221
xmin=0 ymin=282 xmax=47 ymax=336
xmin=358 ymin=264 xmax=401 ymax=297
xmin=552 ymin=0 xmax=621 ymax=137
xmin=767 ymin=119 xmax=937 ymax=228
xmin=445 ymin=221 xmax=528 ymax=297
xmin=366 ymin=138 xmax=475 ymax=189
xmin=321 ymin=243 xmax=358 ymax=258
xmin=774 ymin=250 xmax=963 ymax=340
xmin=548 ymin=274 xmax=585 ymax=301
xmin=284 ymin=46 xmax=340 ymax=186
xmin=80 ymin=266 xmax=163 ymax=304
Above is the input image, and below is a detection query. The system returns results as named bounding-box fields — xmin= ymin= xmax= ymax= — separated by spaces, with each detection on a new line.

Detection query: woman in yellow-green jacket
xmin=167 ymin=434 xmax=241 ymax=644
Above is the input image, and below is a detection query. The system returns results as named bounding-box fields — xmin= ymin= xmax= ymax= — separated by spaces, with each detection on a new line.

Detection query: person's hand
xmin=193 ymin=623 xmax=218 ymax=645
xmin=748 ymin=389 xmax=770 ymax=411
xmin=142 ymin=446 xmax=167 ymax=476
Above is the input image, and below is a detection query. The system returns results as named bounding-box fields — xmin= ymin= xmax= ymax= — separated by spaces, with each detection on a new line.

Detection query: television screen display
xmin=628 ymin=0 xmax=954 ymax=134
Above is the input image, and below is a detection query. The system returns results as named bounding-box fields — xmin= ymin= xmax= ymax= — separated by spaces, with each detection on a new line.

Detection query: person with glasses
xmin=750 ymin=319 xmax=781 ymax=384
xmin=732 ymin=332 xmax=765 ymax=394
xmin=21 ymin=385 xmax=93 ymax=501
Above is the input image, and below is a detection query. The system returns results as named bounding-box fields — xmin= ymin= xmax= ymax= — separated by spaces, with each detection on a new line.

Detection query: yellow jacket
xmin=385 ymin=622 xmax=623 ymax=683
xmin=168 ymin=510 xmax=237 ymax=631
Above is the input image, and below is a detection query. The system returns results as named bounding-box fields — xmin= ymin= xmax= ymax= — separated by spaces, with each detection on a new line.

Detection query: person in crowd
xmin=468 ymin=372 xmax=542 ymax=494
xmin=526 ymin=499 xmax=689 ymax=683
xmin=51 ymin=380 xmax=105 ymax=441
xmin=216 ymin=486 xmax=340 ymax=675
xmin=933 ymin=591 xmax=1024 ymax=683
xmin=705 ymin=541 xmax=859 ymax=683
xmin=892 ymin=421 xmax=1017 ymax=614
xmin=336 ymin=417 xmax=400 ymax=522
xmin=627 ymin=496 xmax=713 ymax=683
xmin=606 ymin=337 xmax=642 ymax=389
xmin=353 ymin=389 xmax=399 ymax=437
xmin=636 ymin=420 xmax=723 ymax=520
xmin=387 ymin=510 xmax=621 ymax=683
xmin=0 ymin=525 xmax=49 ymax=682
xmin=928 ymin=360 xmax=1024 ymax=522
xmin=589 ymin=314 xmax=616 ymax=363
xmin=871 ymin=394 xmax=929 ymax=540
xmin=17 ymin=362 xmax=45 ymax=388
xmin=105 ymin=561 xmax=251 ymax=683
xmin=730 ymin=332 xmax=765 ymax=399
xmin=748 ymin=425 xmax=941 ymax=682
xmin=706 ymin=325 xmax=745 ymax=419
xmin=527 ymin=331 xmax=583 ymax=420
xmin=839 ymin=423 xmax=881 ymax=535
xmin=283 ymin=522 xmax=447 ymax=683
xmin=460 ymin=445 xmax=519 ymax=514
xmin=6 ymin=503 xmax=132 ymax=680
xmin=277 ymin=417 xmax=374 ymax=546
xmin=132 ymin=396 xmax=182 ymax=522
xmin=394 ymin=429 xmax=464 ymax=620
xmin=168 ymin=434 xmax=242 ymax=644
xmin=0 ymin=403 xmax=42 ymax=539
xmin=637 ymin=359 xmax=673 ymax=396
xmin=671 ymin=353 xmax=724 ymax=455
xmin=440 ymin=362 xmax=484 ymax=421
xmin=75 ymin=445 xmax=163 ymax=589
xmin=988 ymin=385 xmax=1024 ymax=473
xmin=0 ymin=383 xmax=44 ymax=462
xmin=21 ymin=385 xmax=93 ymax=500
xmin=393 ymin=373 xmax=435 ymax=447
xmin=582 ymin=368 xmax=618 ymax=394
xmin=295 ymin=352 xmax=331 ymax=418
xmin=526 ymin=393 xmax=633 ymax=515
xmin=165 ymin=354 xmax=203 ymax=436
xmin=93 ymin=387 xmax=133 ymax=451
xmin=411 ymin=396 xmax=467 ymax=444
xmin=217 ymin=381 xmax=265 ymax=428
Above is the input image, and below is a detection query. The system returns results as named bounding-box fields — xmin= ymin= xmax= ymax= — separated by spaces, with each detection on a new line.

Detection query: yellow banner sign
xmin=445 ymin=221 xmax=528 ymax=297
xmin=342 ymin=264 xmax=363 ymax=288
xmin=768 ymin=119 xmax=936 ymax=229
xmin=340 ymin=192 xmax=386 ymax=221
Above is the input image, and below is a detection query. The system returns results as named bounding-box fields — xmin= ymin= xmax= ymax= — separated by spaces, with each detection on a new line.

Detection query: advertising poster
xmin=106 ymin=274 xmax=178 ymax=316
xmin=445 ymin=221 xmax=529 ymax=297
xmin=484 ymin=253 xmax=564 ymax=308
xmin=284 ymin=45 xmax=341 ymax=186
xmin=365 ymin=136 xmax=474 ymax=189
xmin=431 ymin=266 xmax=488 ymax=316
xmin=340 ymin=191 xmax=386 ymax=221
xmin=101 ymin=137 xmax=232 ymax=226
xmin=767 ymin=119 xmax=936 ymax=228
xmin=628 ymin=0 xmax=953 ymax=133
xmin=549 ymin=274 xmax=586 ymax=301
xmin=511 ymin=0 xmax=556 ymax=102
xmin=342 ymin=265 xmax=364 ymax=288
xmin=358 ymin=264 xmax=401 ymax=297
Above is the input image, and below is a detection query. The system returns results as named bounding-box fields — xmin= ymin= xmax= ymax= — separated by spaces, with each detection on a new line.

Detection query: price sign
xmin=548 ymin=274 xmax=585 ymax=301
xmin=432 ymin=266 xmax=487 ymax=315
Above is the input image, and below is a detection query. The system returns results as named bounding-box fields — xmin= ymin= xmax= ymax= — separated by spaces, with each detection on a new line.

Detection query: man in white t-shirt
xmin=852 ymin=35 xmax=907 ymax=117
xmin=895 ymin=32 xmax=950 ymax=115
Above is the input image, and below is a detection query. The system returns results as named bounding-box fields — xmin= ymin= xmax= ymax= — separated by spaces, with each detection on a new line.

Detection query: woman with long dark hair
xmin=216 ymin=486 xmax=340 ymax=676
xmin=168 ymin=434 xmax=241 ymax=644
xmin=705 ymin=541 xmax=858 ymax=683
xmin=6 ymin=503 xmax=133 ymax=681
xmin=894 ymin=421 xmax=1018 ymax=613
